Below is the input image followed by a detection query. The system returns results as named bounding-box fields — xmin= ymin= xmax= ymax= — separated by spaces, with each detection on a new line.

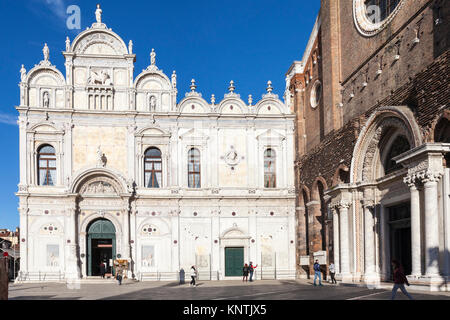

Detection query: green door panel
xmin=225 ymin=247 xmax=244 ymax=277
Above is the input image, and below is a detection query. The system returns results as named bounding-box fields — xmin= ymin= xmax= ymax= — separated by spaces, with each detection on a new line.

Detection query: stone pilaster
xmin=362 ymin=200 xmax=376 ymax=277
xmin=404 ymin=173 xmax=422 ymax=277
xmin=331 ymin=207 xmax=340 ymax=274
xmin=337 ymin=201 xmax=351 ymax=280
xmin=417 ymin=170 xmax=442 ymax=277
xmin=65 ymin=204 xmax=81 ymax=279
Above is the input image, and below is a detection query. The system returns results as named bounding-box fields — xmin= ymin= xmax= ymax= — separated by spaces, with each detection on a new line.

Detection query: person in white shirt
xmin=329 ymin=263 xmax=337 ymax=284
xmin=190 ymin=266 xmax=198 ymax=287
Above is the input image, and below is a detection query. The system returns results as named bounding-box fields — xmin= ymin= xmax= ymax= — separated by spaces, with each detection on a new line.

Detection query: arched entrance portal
xmin=87 ymin=219 xmax=116 ymax=276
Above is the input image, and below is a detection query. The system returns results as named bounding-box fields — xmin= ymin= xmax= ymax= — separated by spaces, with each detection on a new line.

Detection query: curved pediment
xmin=29 ymin=122 xmax=60 ymax=133
xmin=71 ymin=167 xmax=131 ymax=195
xmin=217 ymin=97 xmax=248 ymax=114
xmin=71 ymin=29 xmax=128 ymax=56
xmin=135 ymin=71 xmax=171 ymax=91
xmin=255 ymin=97 xmax=286 ymax=115
xmin=178 ymin=96 xmax=210 ymax=114
xmin=27 ymin=67 xmax=65 ymax=87
xmin=137 ymin=126 xmax=170 ymax=136
xmin=221 ymin=224 xmax=250 ymax=239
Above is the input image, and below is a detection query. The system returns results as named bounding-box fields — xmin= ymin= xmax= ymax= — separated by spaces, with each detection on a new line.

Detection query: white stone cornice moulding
xmin=393 ymin=143 xmax=450 ymax=165
xmin=16 ymin=106 xmax=295 ymax=120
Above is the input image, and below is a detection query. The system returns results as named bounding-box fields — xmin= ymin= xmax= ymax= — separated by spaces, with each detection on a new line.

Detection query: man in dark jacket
xmin=391 ymin=260 xmax=413 ymax=300
xmin=313 ymin=260 xmax=322 ymax=286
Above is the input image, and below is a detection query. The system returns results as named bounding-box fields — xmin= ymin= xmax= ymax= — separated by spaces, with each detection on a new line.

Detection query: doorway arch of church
xmin=87 ymin=218 xmax=116 ymax=276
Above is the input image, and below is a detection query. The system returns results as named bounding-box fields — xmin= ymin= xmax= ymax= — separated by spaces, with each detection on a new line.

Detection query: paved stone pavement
xmin=8 ymin=279 xmax=450 ymax=300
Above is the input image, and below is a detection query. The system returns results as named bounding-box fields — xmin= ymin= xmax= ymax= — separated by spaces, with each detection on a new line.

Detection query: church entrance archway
xmin=87 ymin=218 xmax=116 ymax=276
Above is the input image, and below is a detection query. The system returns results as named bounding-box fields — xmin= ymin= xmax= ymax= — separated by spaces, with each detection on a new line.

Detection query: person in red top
xmin=249 ymin=262 xmax=258 ymax=282
xmin=391 ymin=260 xmax=413 ymax=300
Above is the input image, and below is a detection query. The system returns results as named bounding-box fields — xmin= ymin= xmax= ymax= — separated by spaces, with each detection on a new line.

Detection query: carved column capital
xmin=337 ymin=201 xmax=351 ymax=210
xmin=403 ymin=173 xmax=418 ymax=188
xmin=361 ymin=200 xmax=375 ymax=209
xmin=416 ymin=170 xmax=442 ymax=184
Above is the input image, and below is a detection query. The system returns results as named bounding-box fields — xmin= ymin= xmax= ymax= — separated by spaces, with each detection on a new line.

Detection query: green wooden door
xmin=225 ymin=247 xmax=244 ymax=277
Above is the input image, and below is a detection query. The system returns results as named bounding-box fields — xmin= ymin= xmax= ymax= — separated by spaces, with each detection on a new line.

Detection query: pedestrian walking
xmin=100 ymin=262 xmax=106 ymax=279
xmin=249 ymin=262 xmax=258 ymax=282
xmin=243 ymin=263 xmax=249 ymax=282
xmin=313 ymin=259 xmax=323 ymax=286
xmin=116 ymin=267 xmax=123 ymax=286
xmin=190 ymin=266 xmax=198 ymax=287
xmin=329 ymin=263 xmax=337 ymax=284
xmin=391 ymin=260 xmax=413 ymax=300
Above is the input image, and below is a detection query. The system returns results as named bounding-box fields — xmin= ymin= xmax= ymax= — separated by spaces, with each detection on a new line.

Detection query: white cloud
xmin=43 ymin=0 xmax=67 ymax=21
xmin=0 ymin=113 xmax=18 ymax=126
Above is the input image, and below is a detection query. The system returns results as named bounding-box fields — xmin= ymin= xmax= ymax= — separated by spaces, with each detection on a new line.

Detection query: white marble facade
xmin=15 ymin=7 xmax=296 ymax=281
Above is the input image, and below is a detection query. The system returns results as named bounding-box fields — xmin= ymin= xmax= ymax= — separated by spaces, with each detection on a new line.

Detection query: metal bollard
xmin=179 ymin=268 xmax=185 ymax=285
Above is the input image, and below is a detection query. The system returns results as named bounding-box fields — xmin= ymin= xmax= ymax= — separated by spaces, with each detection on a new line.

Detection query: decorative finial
xmin=95 ymin=4 xmax=102 ymax=24
xmin=211 ymin=94 xmax=216 ymax=105
xmin=171 ymin=71 xmax=177 ymax=88
xmin=128 ymin=40 xmax=133 ymax=54
xmin=150 ymin=49 xmax=156 ymax=66
xmin=20 ymin=65 xmax=27 ymax=82
xmin=266 ymin=80 xmax=273 ymax=93
xmin=43 ymin=43 xmax=49 ymax=61
xmin=228 ymin=80 xmax=235 ymax=93
xmin=248 ymin=95 xmax=253 ymax=106
xmin=65 ymin=37 xmax=71 ymax=52
xmin=190 ymin=79 xmax=197 ymax=92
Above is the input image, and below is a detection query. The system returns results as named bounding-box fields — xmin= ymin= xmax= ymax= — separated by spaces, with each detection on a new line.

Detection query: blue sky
xmin=0 ymin=0 xmax=320 ymax=230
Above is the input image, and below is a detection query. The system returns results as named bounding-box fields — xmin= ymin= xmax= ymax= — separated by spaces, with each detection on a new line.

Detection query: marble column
xmin=404 ymin=174 xmax=422 ymax=277
xmin=19 ymin=207 xmax=28 ymax=275
xmin=338 ymin=202 xmax=351 ymax=276
xmin=122 ymin=211 xmax=131 ymax=260
xmin=363 ymin=202 xmax=376 ymax=276
xmin=421 ymin=171 xmax=442 ymax=277
xmin=66 ymin=206 xmax=81 ymax=279
xmin=332 ymin=208 xmax=340 ymax=274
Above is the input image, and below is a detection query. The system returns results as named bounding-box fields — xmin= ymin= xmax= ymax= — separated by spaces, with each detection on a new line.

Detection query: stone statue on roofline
xmin=151 ymin=49 xmax=156 ymax=66
xmin=43 ymin=43 xmax=49 ymax=61
xmin=20 ymin=65 xmax=26 ymax=83
xmin=66 ymin=37 xmax=71 ymax=52
xmin=128 ymin=40 xmax=133 ymax=54
xmin=95 ymin=4 xmax=102 ymax=24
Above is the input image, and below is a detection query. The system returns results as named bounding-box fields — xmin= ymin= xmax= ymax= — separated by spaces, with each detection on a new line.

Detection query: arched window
xmin=264 ymin=149 xmax=276 ymax=188
xmin=364 ymin=0 xmax=401 ymax=23
xmin=144 ymin=147 xmax=162 ymax=188
xmin=38 ymin=145 xmax=56 ymax=186
xmin=188 ymin=148 xmax=201 ymax=188
xmin=384 ymin=135 xmax=410 ymax=174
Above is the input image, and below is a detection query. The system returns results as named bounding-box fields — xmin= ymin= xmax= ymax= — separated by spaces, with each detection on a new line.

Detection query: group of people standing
xmin=242 ymin=262 xmax=258 ymax=282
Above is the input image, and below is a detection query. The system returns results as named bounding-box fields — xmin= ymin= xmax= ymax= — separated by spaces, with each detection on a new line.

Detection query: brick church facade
xmin=287 ymin=0 xmax=449 ymax=290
